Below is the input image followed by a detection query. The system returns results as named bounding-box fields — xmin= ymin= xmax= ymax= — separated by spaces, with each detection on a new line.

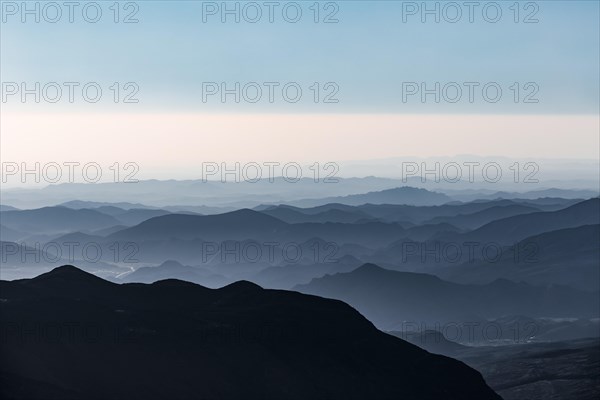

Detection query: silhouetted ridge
xmin=1 ymin=266 xmax=502 ymax=400
xmin=32 ymin=265 xmax=111 ymax=285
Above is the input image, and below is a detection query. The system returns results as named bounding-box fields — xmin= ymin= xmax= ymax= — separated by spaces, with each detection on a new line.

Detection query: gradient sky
xmin=1 ymin=1 xmax=599 ymax=181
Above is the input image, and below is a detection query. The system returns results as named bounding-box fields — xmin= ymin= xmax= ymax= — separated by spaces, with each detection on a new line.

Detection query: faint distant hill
xmin=491 ymin=188 xmax=598 ymax=199
xmin=60 ymin=201 xmax=228 ymax=215
xmin=0 ymin=265 xmax=501 ymax=400
xmin=364 ymin=199 xmax=600 ymax=272
xmin=0 ymin=205 xmax=18 ymax=212
xmin=0 ymin=177 xmax=403 ymax=209
xmin=503 ymin=197 xmax=583 ymax=208
xmin=423 ymin=204 xmax=540 ymax=229
xmin=287 ymin=187 xmax=453 ymax=207
xmin=60 ymin=200 xmax=156 ymax=210
xmin=100 ymin=207 xmax=173 ymax=225
xmin=340 ymin=199 xmax=543 ymax=224
xmin=106 ymin=209 xmax=410 ymax=249
xmin=447 ymin=188 xmax=598 ymax=202
xmin=439 ymin=224 xmax=600 ymax=291
xmin=108 ymin=209 xmax=288 ymax=241
xmin=458 ymin=198 xmax=599 ymax=244
xmin=0 ymin=206 xmax=121 ymax=234
xmin=257 ymin=199 xmax=546 ymax=226
xmin=260 ymin=205 xmax=373 ymax=224
xmin=295 ymin=264 xmax=599 ymax=330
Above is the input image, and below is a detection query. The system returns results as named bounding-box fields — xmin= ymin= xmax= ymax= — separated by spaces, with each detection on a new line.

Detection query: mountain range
xmin=295 ymin=263 xmax=600 ymax=330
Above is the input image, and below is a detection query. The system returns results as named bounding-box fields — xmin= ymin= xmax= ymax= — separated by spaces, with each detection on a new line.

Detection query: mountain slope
xmin=295 ymin=264 xmax=599 ymax=330
xmin=0 ymin=266 xmax=501 ymax=400
xmin=459 ymin=198 xmax=599 ymax=244
xmin=438 ymin=224 xmax=600 ymax=291
xmin=354 ymin=199 xmax=542 ymax=224
xmin=108 ymin=209 xmax=288 ymax=241
xmin=423 ymin=204 xmax=540 ymax=229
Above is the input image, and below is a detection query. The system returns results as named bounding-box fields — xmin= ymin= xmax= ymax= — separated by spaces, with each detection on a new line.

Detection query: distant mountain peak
xmin=230 ymin=208 xmax=259 ymax=214
xmin=158 ymin=260 xmax=185 ymax=268
xmin=38 ymin=265 xmax=89 ymax=276
xmin=33 ymin=265 xmax=110 ymax=285
xmin=353 ymin=263 xmax=387 ymax=274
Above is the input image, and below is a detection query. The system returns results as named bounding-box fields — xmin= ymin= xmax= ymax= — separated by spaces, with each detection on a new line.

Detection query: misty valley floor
xmin=406 ymin=335 xmax=600 ymax=400
xmin=463 ymin=338 xmax=600 ymax=400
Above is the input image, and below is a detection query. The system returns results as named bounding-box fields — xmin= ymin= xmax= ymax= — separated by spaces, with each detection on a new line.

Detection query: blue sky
xmin=2 ymin=0 xmax=599 ymax=113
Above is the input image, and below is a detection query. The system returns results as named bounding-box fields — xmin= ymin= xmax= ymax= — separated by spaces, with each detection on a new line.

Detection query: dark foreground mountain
xmin=0 ymin=266 xmax=501 ymax=400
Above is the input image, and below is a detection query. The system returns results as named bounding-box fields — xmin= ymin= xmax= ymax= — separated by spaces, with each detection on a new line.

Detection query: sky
xmin=1 ymin=0 xmax=599 ymax=181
